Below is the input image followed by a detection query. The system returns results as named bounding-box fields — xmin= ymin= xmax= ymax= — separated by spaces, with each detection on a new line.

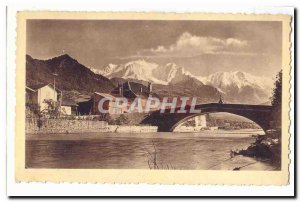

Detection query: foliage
xmin=43 ymin=99 xmax=60 ymax=118
xmin=271 ymin=70 xmax=282 ymax=107
xmin=270 ymin=70 xmax=282 ymax=127
xmin=26 ymin=104 xmax=40 ymax=118
xmin=26 ymin=104 xmax=44 ymax=130
xmin=145 ymin=141 xmax=176 ymax=170
xmin=114 ymin=114 xmax=129 ymax=125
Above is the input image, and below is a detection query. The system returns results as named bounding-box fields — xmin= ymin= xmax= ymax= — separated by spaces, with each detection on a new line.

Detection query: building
xmin=76 ymin=92 xmax=125 ymax=115
xmin=76 ymin=81 xmax=158 ymax=115
xmin=26 ymin=86 xmax=35 ymax=104
xmin=26 ymin=83 xmax=62 ymax=112
xmin=75 ymin=96 xmax=93 ymax=115
xmin=92 ymin=92 xmax=124 ymax=114
xmin=111 ymin=81 xmax=153 ymax=98
xmin=194 ymin=115 xmax=207 ymax=129
xmin=61 ymin=99 xmax=78 ymax=115
xmin=110 ymin=81 xmax=160 ymax=113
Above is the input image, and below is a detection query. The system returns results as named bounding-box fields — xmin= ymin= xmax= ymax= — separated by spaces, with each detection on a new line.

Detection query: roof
xmin=62 ymin=99 xmax=78 ymax=106
xmin=75 ymin=97 xmax=92 ymax=103
xmin=94 ymin=92 xmax=116 ymax=98
xmin=27 ymin=83 xmax=62 ymax=92
xmin=26 ymin=86 xmax=35 ymax=93
xmin=125 ymin=81 xmax=150 ymax=95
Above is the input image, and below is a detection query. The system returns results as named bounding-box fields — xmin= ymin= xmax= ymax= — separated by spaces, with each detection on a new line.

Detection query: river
xmin=25 ymin=129 xmax=279 ymax=170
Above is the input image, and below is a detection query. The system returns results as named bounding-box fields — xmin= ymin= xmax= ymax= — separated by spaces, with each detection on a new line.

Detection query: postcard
xmin=15 ymin=11 xmax=292 ymax=185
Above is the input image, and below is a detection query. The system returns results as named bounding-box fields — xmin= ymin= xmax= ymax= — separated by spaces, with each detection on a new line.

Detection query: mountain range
xmin=26 ymin=54 xmax=274 ymax=104
xmin=90 ymin=60 xmax=274 ymax=104
xmin=90 ymin=60 xmax=194 ymax=85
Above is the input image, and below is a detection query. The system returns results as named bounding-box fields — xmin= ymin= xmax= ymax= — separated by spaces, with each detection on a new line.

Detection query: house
xmin=110 ymin=81 xmax=161 ymax=113
xmin=76 ymin=81 xmax=159 ymax=115
xmin=92 ymin=92 xmax=124 ymax=114
xmin=111 ymin=81 xmax=153 ymax=99
xmin=26 ymin=83 xmax=62 ymax=112
xmin=76 ymin=92 xmax=125 ymax=115
xmin=26 ymin=86 xmax=35 ymax=105
xmin=61 ymin=99 xmax=78 ymax=115
xmin=76 ymin=96 xmax=93 ymax=115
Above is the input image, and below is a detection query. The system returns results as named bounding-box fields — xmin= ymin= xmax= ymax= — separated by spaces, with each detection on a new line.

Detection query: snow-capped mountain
xmin=199 ymin=71 xmax=274 ymax=104
xmin=200 ymin=71 xmax=273 ymax=94
xmin=91 ymin=60 xmax=195 ymax=85
xmin=89 ymin=60 xmax=274 ymax=104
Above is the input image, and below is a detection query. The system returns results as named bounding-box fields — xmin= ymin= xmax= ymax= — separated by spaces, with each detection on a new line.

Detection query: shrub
xmin=115 ymin=114 xmax=129 ymax=125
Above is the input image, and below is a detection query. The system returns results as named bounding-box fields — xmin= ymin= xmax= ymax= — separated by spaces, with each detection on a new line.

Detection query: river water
xmin=26 ymin=130 xmax=279 ymax=170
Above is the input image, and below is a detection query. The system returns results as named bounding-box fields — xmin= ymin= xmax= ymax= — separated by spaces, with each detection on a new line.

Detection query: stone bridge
xmin=141 ymin=103 xmax=273 ymax=132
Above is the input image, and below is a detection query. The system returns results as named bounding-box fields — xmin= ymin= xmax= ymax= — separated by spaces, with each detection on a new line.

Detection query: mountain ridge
xmin=26 ymin=54 xmax=274 ymax=104
xmin=26 ymin=54 xmax=115 ymax=94
xmin=89 ymin=60 xmax=273 ymax=104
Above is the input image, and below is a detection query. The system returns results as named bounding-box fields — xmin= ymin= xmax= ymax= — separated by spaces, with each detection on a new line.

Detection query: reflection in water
xmin=26 ymin=130 xmax=278 ymax=170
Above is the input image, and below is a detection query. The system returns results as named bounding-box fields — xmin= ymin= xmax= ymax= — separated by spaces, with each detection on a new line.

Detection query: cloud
xmin=138 ymin=32 xmax=249 ymax=58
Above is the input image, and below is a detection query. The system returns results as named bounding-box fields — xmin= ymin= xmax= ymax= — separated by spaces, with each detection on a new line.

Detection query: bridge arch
xmin=171 ymin=112 xmax=262 ymax=132
xmin=141 ymin=103 xmax=273 ymax=132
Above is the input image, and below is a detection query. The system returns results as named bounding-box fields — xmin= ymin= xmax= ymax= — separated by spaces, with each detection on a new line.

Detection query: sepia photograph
xmin=24 ymin=18 xmax=283 ymax=171
xmin=12 ymin=12 xmax=292 ymax=185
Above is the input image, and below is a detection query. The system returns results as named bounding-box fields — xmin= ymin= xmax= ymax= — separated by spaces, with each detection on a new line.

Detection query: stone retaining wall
xmin=26 ymin=118 xmax=158 ymax=134
xmin=26 ymin=118 xmax=108 ymax=134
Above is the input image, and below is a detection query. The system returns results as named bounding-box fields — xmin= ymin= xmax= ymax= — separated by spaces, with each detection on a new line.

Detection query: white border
xmin=5 ymin=3 xmax=294 ymax=197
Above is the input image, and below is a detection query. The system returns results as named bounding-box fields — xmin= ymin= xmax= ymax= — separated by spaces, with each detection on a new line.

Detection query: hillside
xmin=26 ymin=54 xmax=115 ymax=94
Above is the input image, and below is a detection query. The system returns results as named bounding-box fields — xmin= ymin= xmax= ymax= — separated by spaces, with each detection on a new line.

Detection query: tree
xmin=270 ymin=70 xmax=282 ymax=129
xmin=271 ymin=70 xmax=282 ymax=107
xmin=43 ymin=99 xmax=60 ymax=118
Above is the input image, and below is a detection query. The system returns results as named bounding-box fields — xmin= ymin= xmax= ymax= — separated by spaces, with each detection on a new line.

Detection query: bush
xmin=115 ymin=114 xmax=129 ymax=125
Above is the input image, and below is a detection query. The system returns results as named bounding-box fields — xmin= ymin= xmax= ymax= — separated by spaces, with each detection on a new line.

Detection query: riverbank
xmin=233 ymin=130 xmax=281 ymax=167
xmin=26 ymin=118 xmax=158 ymax=134
xmin=26 ymin=130 xmax=264 ymax=141
xmin=26 ymin=118 xmax=263 ymax=135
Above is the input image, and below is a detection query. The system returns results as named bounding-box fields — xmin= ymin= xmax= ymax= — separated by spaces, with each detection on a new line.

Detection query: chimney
xmin=140 ymin=87 xmax=143 ymax=93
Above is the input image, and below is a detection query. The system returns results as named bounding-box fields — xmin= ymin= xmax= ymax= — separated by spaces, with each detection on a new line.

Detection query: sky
xmin=26 ymin=20 xmax=282 ymax=77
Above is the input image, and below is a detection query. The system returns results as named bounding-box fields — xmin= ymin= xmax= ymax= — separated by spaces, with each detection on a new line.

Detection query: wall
xmin=38 ymin=85 xmax=58 ymax=111
xmin=26 ymin=118 xmax=158 ymax=134
xmin=61 ymin=106 xmax=72 ymax=115
xmin=26 ymin=118 xmax=108 ymax=134
xmin=110 ymin=113 xmax=148 ymax=125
